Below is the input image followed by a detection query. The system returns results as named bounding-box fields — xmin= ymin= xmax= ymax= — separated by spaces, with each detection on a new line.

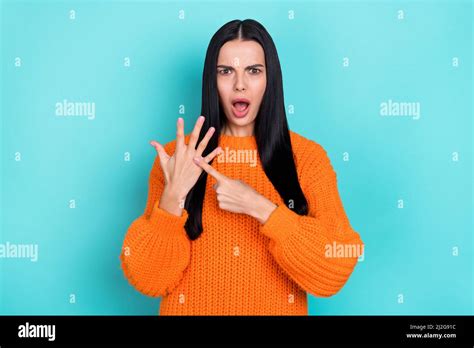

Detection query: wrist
xmin=159 ymin=186 xmax=187 ymax=216
xmin=163 ymin=184 xmax=187 ymax=202
xmin=252 ymin=195 xmax=277 ymax=224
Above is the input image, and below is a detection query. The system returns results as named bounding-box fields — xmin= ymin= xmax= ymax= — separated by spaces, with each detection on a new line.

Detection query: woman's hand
xmin=192 ymin=156 xmax=277 ymax=224
xmin=150 ymin=116 xmax=222 ymax=215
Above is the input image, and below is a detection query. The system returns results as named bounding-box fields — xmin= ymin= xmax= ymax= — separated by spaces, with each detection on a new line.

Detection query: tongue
xmin=235 ymin=102 xmax=248 ymax=111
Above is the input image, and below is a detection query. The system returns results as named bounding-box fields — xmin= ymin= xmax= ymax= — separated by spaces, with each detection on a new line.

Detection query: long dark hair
xmin=184 ymin=19 xmax=308 ymax=240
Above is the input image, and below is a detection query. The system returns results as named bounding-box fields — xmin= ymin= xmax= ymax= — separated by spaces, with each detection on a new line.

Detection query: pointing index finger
xmin=193 ymin=156 xmax=226 ymax=182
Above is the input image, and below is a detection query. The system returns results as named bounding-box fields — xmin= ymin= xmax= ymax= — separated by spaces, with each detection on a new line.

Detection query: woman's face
xmin=216 ymin=39 xmax=266 ymax=134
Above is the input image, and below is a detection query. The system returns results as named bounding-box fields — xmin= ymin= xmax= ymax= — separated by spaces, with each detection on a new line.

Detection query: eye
xmin=249 ymin=68 xmax=261 ymax=74
xmin=218 ymin=68 xmax=231 ymax=75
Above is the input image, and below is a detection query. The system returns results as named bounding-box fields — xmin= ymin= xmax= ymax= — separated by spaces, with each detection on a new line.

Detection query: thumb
xmin=150 ymin=140 xmax=170 ymax=167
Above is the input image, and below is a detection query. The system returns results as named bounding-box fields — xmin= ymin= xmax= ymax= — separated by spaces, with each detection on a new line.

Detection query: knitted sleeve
xmin=259 ymin=141 xmax=364 ymax=297
xmin=120 ymin=141 xmax=191 ymax=297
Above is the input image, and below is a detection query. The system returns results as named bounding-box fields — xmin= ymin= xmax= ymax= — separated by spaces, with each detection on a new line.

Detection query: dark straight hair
xmin=184 ymin=19 xmax=308 ymax=240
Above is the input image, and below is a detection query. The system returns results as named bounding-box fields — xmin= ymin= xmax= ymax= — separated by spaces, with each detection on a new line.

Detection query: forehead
xmin=217 ymin=39 xmax=265 ymax=66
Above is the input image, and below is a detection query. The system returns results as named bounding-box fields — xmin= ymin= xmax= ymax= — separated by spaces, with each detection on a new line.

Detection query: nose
xmin=234 ymin=72 xmax=246 ymax=92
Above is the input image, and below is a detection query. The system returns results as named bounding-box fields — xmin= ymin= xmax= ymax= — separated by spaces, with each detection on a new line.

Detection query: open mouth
xmin=232 ymin=101 xmax=249 ymax=112
xmin=231 ymin=99 xmax=251 ymax=118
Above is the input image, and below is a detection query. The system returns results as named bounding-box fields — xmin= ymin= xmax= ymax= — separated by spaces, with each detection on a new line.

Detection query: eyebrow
xmin=216 ymin=64 xmax=265 ymax=69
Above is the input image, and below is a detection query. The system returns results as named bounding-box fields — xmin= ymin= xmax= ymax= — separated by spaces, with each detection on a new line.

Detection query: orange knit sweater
xmin=120 ymin=130 xmax=364 ymax=315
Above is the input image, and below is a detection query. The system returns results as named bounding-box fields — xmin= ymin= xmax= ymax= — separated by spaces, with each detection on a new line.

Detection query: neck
xmin=221 ymin=123 xmax=255 ymax=137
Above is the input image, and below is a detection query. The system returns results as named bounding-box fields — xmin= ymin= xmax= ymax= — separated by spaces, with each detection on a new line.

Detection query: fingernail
xmin=193 ymin=157 xmax=201 ymax=163
xmin=199 ymin=116 xmax=205 ymax=121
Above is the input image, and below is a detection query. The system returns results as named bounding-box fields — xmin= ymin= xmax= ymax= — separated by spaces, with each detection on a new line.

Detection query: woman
xmin=120 ymin=19 xmax=364 ymax=315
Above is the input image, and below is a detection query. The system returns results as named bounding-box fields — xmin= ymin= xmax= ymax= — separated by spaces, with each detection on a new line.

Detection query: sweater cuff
xmin=259 ymin=203 xmax=298 ymax=243
xmin=149 ymin=202 xmax=189 ymax=238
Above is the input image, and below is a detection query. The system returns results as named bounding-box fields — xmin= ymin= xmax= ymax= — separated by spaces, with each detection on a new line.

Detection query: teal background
xmin=1 ymin=0 xmax=472 ymax=315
